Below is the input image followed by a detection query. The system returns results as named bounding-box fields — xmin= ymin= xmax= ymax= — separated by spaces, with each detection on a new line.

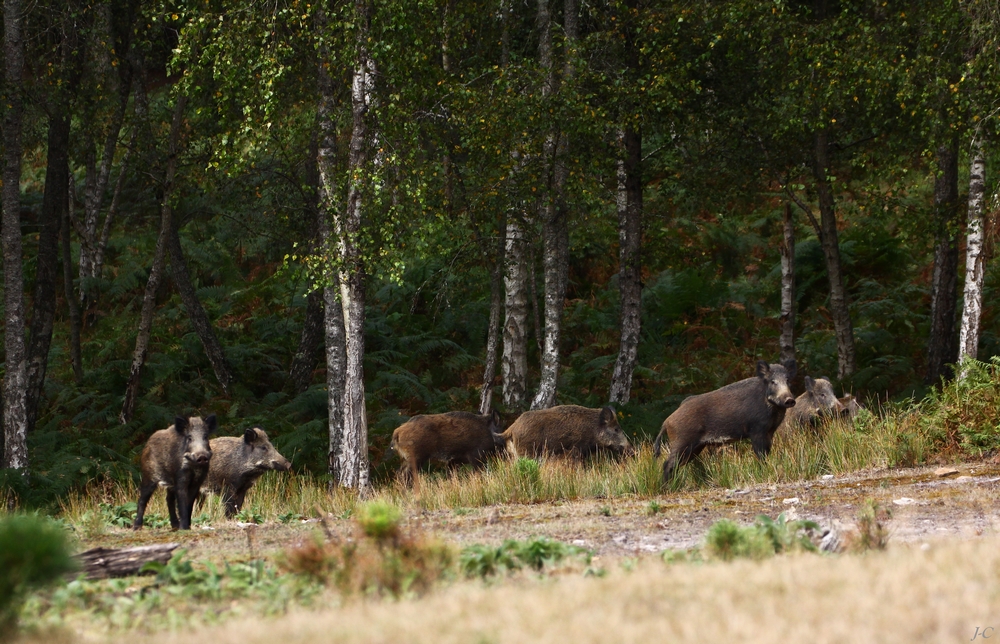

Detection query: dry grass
xmin=75 ymin=535 xmax=1000 ymax=644
xmin=54 ymin=409 xmax=935 ymax=530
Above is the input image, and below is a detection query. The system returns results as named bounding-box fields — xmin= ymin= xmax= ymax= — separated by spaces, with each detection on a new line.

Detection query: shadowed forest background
xmin=2 ymin=0 xmax=1000 ymax=503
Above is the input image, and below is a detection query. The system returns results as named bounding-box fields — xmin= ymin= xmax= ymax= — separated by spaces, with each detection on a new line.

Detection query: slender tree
xmin=925 ymin=141 xmax=961 ymax=385
xmin=958 ymin=136 xmax=987 ymax=373
xmin=780 ymin=203 xmax=796 ymax=366
xmin=3 ymin=0 xmax=28 ymax=471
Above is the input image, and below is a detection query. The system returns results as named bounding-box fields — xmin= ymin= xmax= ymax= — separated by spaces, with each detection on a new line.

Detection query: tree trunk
xmin=958 ymin=137 xmax=987 ymax=374
xmin=328 ymin=0 xmax=373 ymax=491
xmin=288 ymin=289 xmax=325 ymax=394
xmin=502 ymin=218 xmax=530 ymax=412
xmin=78 ymin=4 xmax=132 ymax=309
xmin=608 ymin=125 xmax=643 ymax=405
xmin=925 ymin=141 xmax=961 ymax=385
xmin=77 ymin=543 xmax=179 ymax=580
xmin=479 ymin=227 xmax=505 ymax=415
xmin=2 ymin=0 xmax=28 ymax=471
xmin=813 ymin=130 xmax=856 ymax=380
xmin=167 ymin=222 xmax=234 ymax=394
xmin=119 ymin=96 xmax=186 ymax=424
xmin=25 ymin=114 xmax=71 ymax=435
xmin=62 ymin=195 xmax=84 ymax=384
xmin=531 ymin=0 xmax=573 ymax=411
xmin=780 ymin=202 xmax=795 ymax=366
xmin=315 ymin=0 xmax=349 ymax=485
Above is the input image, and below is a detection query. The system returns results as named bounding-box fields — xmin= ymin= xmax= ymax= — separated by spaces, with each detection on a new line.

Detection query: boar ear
xmin=756 ymin=361 xmax=770 ymax=379
xmin=491 ymin=409 xmax=502 ymax=431
xmin=174 ymin=416 xmax=188 ymax=434
xmin=599 ymin=406 xmax=616 ymax=426
xmin=783 ymin=359 xmax=797 ymax=380
xmin=804 ymin=376 xmax=815 ymax=392
xmin=204 ymin=414 xmax=217 ymax=434
xmin=243 ymin=428 xmax=258 ymax=444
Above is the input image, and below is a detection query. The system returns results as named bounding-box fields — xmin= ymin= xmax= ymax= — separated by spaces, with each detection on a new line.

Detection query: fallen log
xmin=76 ymin=543 xmax=180 ymax=580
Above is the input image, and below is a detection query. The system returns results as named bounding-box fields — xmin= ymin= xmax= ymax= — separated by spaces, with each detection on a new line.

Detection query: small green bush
xmin=460 ymin=537 xmax=590 ymax=579
xmin=355 ymin=501 xmax=403 ymax=543
xmin=0 ymin=514 xmax=77 ymax=637
xmin=703 ymin=512 xmax=819 ymax=562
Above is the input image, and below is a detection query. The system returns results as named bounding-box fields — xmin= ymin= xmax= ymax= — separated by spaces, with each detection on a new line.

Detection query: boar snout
xmin=271 ymin=457 xmax=292 ymax=472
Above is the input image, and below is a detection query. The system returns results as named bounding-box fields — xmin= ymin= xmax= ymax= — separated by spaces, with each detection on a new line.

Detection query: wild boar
xmin=390 ymin=409 xmax=504 ymax=486
xmin=653 ymin=360 xmax=796 ymax=482
xmin=838 ymin=394 xmax=864 ymax=420
xmin=780 ymin=376 xmax=845 ymax=431
xmin=202 ymin=426 xmax=291 ymax=517
xmin=133 ymin=415 xmax=217 ymax=530
xmin=499 ymin=405 xmax=630 ymax=459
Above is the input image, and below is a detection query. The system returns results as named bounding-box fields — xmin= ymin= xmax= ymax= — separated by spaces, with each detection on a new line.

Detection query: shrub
xmin=703 ymin=512 xmax=819 ymax=562
xmin=0 ymin=514 xmax=77 ymax=637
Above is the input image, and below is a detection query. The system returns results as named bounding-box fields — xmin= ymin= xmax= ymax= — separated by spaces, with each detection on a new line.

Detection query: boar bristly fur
xmin=134 ymin=415 xmax=217 ymax=530
xmin=391 ymin=409 xmax=503 ymax=486
xmin=500 ymin=405 xmax=630 ymax=459
xmin=203 ymin=427 xmax=291 ymax=517
xmin=781 ymin=376 xmax=845 ymax=431
xmin=653 ymin=360 xmax=796 ymax=483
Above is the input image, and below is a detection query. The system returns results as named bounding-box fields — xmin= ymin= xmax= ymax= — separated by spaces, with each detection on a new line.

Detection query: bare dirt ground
xmin=85 ymin=460 xmax=1000 ymax=560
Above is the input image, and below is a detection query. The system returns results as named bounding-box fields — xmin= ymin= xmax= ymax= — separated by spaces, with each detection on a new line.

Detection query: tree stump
xmin=76 ymin=543 xmax=180 ymax=580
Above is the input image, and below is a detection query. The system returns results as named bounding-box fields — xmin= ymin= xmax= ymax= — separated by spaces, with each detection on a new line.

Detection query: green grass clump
xmin=355 ymin=501 xmax=403 ymax=543
xmin=0 ymin=514 xmax=77 ymax=637
xmin=460 ymin=537 xmax=591 ymax=579
xmin=703 ymin=512 xmax=819 ymax=562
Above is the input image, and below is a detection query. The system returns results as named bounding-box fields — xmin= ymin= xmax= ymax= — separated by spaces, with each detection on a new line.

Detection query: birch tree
xmin=958 ymin=137 xmax=987 ymax=372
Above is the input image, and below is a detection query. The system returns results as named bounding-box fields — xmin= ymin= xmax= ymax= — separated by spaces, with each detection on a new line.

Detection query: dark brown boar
xmin=390 ymin=410 xmax=503 ymax=486
xmin=134 ymin=415 xmax=217 ymax=530
xmin=780 ymin=376 xmax=845 ymax=431
xmin=202 ymin=427 xmax=291 ymax=518
xmin=499 ymin=405 xmax=630 ymax=459
xmin=653 ymin=360 xmax=796 ymax=482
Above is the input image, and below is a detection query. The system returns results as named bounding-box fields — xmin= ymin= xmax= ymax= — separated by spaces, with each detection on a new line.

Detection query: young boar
xmin=653 ymin=360 xmax=796 ymax=482
xmin=500 ymin=405 xmax=630 ymax=459
xmin=838 ymin=394 xmax=864 ymax=420
xmin=202 ymin=427 xmax=291 ymax=518
xmin=391 ymin=410 xmax=504 ymax=486
xmin=780 ymin=376 xmax=845 ymax=431
xmin=134 ymin=415 xmax=216 ymax=530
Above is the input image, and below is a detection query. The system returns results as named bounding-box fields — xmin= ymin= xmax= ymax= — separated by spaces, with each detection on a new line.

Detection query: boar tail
xmin=652 ymin=427 xmax=666 ymax=458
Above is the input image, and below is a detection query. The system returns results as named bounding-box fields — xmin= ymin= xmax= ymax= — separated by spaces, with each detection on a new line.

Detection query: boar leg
xmin=662 ymin=441 xmax=704 ymax=483
xmin=225 ymin=485 xmax=251 ymax=518
xmin=751 ymin=432 xmax=774 ymax=459
xmin=166 ymin=488 xmax=180 ymax=530
xmin=176 ymin=485 xmax=197 ymax=530
xmin=133 ymin=480 xmax=158 ymax=530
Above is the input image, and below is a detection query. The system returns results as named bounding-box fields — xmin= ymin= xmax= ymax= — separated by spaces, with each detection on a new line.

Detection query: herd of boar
xmin=134 ymin=358 xmax=862 ymax=530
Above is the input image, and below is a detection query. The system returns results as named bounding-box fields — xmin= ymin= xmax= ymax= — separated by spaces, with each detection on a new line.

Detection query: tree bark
xmin=315 ymin=0 xmax=349 ymax=485
xmin=25 ymin=114 xmax=71 ymax=435
xmin=3 ymin=0 xmax=28 ymax=471
xmin=479 ymin=226 xmax=505 ymax=415
xmin=813 ymin=130 xmax=856 ymax=380
xmin=502 ymin=218 xmax=530 ymax=412
xmin=119 ymin=96 xmax=187 ymax=424
xmin=531 ymin=0 xmax=573 ymax=411
xmin=167 ymin=223 xmax=234 ymax=394
xmin=78 ymin=3 xmax=133 ymax=309
xmin=608 ymin=125 xmax=643 ymax=405
xmin=780 ymin=202 xmax=796 ymax=366
xmin=958 ymin=137 xmax=987 ymax=375
xmin=76 ymin=543 xmax=179 ymax=580
xmin=288 ymin=289 xmax=325 ymax=394
xmin=925 ymin=141 xmax=961 ymax=385
xmin=327 ymin=0 xmax=374 ymax=491
xmin=62 ymin=194 xmax=84 ymax=384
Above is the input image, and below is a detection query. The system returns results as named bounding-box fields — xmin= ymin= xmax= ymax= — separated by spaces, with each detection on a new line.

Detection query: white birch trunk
xmin=502 ymin=219 xmax=530 ymax=411
xmin=958 ymin=137 xmax=987 ymax=375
